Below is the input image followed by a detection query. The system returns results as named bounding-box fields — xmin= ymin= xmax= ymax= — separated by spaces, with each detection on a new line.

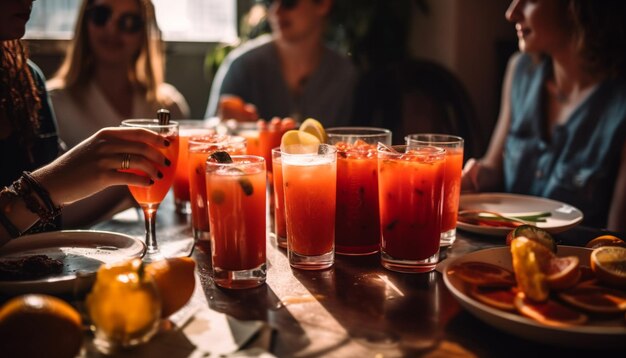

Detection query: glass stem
xmin=141 ymin=203 xmax=160 ymax=254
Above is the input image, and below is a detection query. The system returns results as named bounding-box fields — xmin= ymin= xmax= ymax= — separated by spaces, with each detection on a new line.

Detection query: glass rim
xmin=405 ymin=133 xmax=464 ymax=145
xmin=326 ymin=126 xmax=392 ymax=137
xmin=205 ymin=154 xmax=265 ymax=167
xmin=280 ymin=143 xmax=337 ymax=158
xmin=378 ymin=144 xmax=446 ymax=158
xmin=188 ymin=134 xmax=246 ymax=145
xmin=176 ymin=119 xmax=216 ymax=128
xmin=121 ymin=118 xmax=179 ymax=129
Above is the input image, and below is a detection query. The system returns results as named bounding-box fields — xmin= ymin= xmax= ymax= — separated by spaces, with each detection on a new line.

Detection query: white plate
xmin=0 ymin=230 xmax=145 ymax=295
xmin=457 ymin=193 xmax=584 ymax=236
xmin=443 ymin=246 xmax=626 ymax=349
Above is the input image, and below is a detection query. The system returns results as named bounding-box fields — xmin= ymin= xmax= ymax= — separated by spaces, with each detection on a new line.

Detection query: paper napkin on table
xmin=172 ymin=304 xmax=267 ymax=356
xmin=83 ymin=305 xmax=272 ymax=357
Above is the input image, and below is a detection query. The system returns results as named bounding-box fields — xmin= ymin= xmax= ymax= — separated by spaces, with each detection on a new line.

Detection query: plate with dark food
xmin=443 ymin=244 xmax=626 ymax=349
xmin=0 ymin=230 xmax=145 ymax=295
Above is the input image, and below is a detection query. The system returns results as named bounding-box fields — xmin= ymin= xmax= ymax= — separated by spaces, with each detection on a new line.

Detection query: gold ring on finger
xmin=121 ymin=153 xmax=131 ymax=170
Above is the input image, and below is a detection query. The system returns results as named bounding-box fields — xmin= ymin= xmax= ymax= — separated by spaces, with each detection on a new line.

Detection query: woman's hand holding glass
xmin=32 ymin=127 xmax=171 ymax=207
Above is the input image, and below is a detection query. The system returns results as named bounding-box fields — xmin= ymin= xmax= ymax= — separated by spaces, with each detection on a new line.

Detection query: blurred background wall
xmin=409 ymin=0 xmax=515 ymax=154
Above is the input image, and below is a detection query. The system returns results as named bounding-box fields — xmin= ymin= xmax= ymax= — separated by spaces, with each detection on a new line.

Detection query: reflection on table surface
xmin=90 ymin=195 xmax=626 ymax=356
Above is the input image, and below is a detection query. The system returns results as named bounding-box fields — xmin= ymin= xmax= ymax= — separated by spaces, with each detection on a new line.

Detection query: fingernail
xmin=157 ymin=171 xmax=163 ymax=179
xmin=149 ymin=179 xmax=155 ymax=185
xmin=164 ymin=139 xmax=170 ymax=147
xmin=164 ymin=158 xmax=171 ymax=166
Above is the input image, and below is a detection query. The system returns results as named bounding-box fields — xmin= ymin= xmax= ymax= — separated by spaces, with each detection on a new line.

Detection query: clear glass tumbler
xmin=406 ymin=134 xmax=464 ymax=246
xmin=172 ymin=120 xmax=216 ymax=214
xmin=206 ymin=155 xmax=267 ymax=289
xmin=377 ymin=144 xmax=446 ymax=273
xmin=188 ymin=134 xmax=246 ymax=241
xmin=282 ymin=143 xmax=337 ymax=270
xmin=327 ymin=127 xmax=391 ymax=255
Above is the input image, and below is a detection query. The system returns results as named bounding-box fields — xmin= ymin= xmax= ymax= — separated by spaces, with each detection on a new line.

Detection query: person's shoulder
xmin=157 ymin=82 xmax=190 ymax=117
xmin=226 ymin=34 xmax=274 ymax=63
xmin=26 ymin=60 xmax=47 ymax=89
xmin=45 ymin=78 xmax=66 ymax=94
xmin=157 ymin=82 xmax=184 ymax=98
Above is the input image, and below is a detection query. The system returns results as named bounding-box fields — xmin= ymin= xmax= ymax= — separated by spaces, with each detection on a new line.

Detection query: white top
xmin=47 ymin=80 xmax=190 ymax=148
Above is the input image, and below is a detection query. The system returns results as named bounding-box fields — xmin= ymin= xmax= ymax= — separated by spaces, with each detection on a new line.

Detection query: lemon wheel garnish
xmin=510 ymin=237 xmax=550 ymax=302
xmin=299 ymin=118 xmax=327 ymax=143
xmin=280 ymin=129 xmax=321 ymax=154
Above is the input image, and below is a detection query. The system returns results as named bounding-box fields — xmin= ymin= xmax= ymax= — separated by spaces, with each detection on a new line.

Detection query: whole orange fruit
xmin=146 ymin=257 xmax=196 ymax=318
xmin=0 ymin=294 xmax=83 ymax=358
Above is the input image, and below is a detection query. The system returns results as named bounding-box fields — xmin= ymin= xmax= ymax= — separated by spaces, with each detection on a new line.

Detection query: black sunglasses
xmin=86 ymin=5 xmax=144 ymax=34
xmin=263 ymin=0 xmax=299 ymax=10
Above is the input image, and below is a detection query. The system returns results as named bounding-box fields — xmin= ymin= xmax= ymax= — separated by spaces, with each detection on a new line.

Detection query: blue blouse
xmin=504 ymin=53 xmax=626 ymax=228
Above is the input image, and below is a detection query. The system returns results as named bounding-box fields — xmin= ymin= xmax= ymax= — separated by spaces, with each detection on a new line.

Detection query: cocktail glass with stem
xmin=121 ymin=119 xmax=179 ymax=262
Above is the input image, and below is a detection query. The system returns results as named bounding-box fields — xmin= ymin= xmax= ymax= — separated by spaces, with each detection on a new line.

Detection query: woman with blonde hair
xmin=1 ymin=0 xmax=172 ymax=243
xmin=48 ymin=0 xmax=189 ymax=147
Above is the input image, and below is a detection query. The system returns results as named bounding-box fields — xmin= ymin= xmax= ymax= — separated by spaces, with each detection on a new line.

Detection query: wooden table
xmin=93 ymin=200 xmax=626 ymax=357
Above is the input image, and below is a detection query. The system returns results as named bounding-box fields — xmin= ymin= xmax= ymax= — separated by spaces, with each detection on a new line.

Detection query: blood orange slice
xmin=514 ymin=292 xmax=588 ymax=327
xmin=585 ymin=235 xmax=625 ymax=249
xmin=546 ymin=256 xmax=581 ymax=291
xmin=559 ymin=283 xmax=626 ymax=314
xmin=447 ymin=262 xmax=516 ymax=287
xmin=470 ymin=286 xmax=518 ymax=311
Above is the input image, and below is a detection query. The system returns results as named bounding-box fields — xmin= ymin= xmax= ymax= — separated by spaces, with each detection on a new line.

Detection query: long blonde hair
xmin=52 ymin=0 xmax=165 ymax=103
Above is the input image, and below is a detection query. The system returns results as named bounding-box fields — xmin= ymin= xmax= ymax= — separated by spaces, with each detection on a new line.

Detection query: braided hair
xmin=0 ymin=39 xmax=42 ymax=162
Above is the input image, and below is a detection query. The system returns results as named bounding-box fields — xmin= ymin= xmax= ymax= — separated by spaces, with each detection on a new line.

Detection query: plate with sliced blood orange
xmin=443 ymin=246 xmax=626 ymax=349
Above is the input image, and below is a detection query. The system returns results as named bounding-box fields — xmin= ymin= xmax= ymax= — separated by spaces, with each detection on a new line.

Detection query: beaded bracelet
xmin=11 ymin=173 xmax=63 ymax=226
xmin=21 ymin=171 xmax=62 ymax=216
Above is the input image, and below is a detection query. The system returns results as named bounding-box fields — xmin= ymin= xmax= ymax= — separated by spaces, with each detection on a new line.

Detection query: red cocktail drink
xmin=327 ymin=127 xmax=391 ymax=255
xmin=378 ymin=145 xmax=445 ymax=273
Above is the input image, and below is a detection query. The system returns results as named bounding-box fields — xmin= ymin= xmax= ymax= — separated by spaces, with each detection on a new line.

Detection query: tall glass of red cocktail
xmin=188 ymin=135 xmax=246 ymax=241
xmin=271 ymin=148 xmax=287 ymax=249
xmin=406 ymin=134 xmax=463 ymax=246
xmin=377 ymin=144 xmax=446 ymax=273
xmin=206 ymin=155 xmax=266 ymax=289
xmin=327 ymin=127 xmax=391 ymax=255
xmin=173 ymin=120 xmax=215 ymax=214
xmin=282 ymin=143 xmax=337 ymax=270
